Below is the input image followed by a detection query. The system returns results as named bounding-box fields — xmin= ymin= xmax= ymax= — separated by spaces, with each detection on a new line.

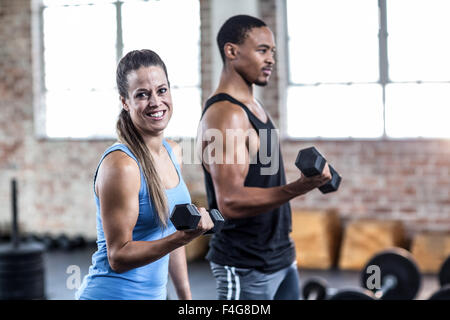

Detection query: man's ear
xmin=120 ymin=96 xmax=129 ymax=112
xmin=224 ymin=43 xmax=238 ymax=60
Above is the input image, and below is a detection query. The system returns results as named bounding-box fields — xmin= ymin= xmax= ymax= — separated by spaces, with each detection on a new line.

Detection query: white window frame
xmin=32 ymin=0 xmax=202 ymax=140
xmin=283 ymin=0 xmax=450 ymax=141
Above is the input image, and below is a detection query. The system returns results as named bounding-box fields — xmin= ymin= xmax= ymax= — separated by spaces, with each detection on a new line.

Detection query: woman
xmin=76 ymin=49 xmax=213 ymax=300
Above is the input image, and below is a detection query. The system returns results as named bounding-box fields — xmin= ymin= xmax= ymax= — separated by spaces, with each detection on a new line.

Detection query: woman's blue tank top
xmin=76 ymin=139 xmax=191 ymax=300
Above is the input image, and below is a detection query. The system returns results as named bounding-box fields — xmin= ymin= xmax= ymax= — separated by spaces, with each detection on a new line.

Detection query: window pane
xmin=385 ymin=84 xmax=450 ymax=138
xmin=165 ymin=87 xmax=201 ymax=138
xmin=121 ymin=0 xmax=200 ymax=87
xmin=43 ymin=4 xmax=117 ymax=91
xmin=46 ymin=90 xmax=120 ymax=138
xmin=44 ymin=0 xmax=114 ymax=6
xmin=287 ymin=85 xmax=383 ymax=138
xmin=287 ymin=0 xmax=379 ymax=83
xmin=388 ymin=0 xmax=450 ymax=81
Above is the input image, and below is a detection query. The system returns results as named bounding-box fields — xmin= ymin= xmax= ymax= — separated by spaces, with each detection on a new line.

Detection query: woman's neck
xmin=142 ymin=132 xmax=165 ymax=155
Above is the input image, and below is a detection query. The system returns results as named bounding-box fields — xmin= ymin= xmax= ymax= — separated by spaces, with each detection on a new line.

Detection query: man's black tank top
xmin=201 ymin=93 xmax=295 ymax=273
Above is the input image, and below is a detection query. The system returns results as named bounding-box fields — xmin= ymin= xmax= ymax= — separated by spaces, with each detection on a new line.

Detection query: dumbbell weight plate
xmin=170 ymin=204 xmax=201 ymax=230
xmin=302 ymin=277 xmax=328 ymax=300
xmin=295 ymin=147 xmax=326 ymax=177
xmin=360 ymin=248 xmax=421 ymax=300
xmin=438 ymin=256 xmax=450 ymax=287
xmin=428 ymin=284 xmax=450 ymax=300
xmin=318 ymin=165 xmax=342 ymax=194
xmin=204 ymin=209 xmax=225 ymax=235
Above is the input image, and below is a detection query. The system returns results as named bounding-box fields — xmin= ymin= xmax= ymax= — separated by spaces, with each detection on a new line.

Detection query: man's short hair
xmin=217 ymin=15 xmax=267 ymax=63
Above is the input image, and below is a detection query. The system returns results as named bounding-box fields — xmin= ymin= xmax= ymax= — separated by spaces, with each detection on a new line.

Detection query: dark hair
xmin=217 ymin=15 xmax=267 ymax=63
xmin=116 ymin=49 xmax=169 ymax=99
xmin=115 ymin=49 xmax=170 ymax=228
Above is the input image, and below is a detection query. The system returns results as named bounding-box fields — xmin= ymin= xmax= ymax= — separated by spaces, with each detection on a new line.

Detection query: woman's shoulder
xmin=100 ymin=149 xmax=140 ymax=176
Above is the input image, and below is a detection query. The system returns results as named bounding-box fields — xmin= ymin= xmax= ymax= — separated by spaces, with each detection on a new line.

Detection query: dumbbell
xmin=428 ymin=255 xmax=450 ymax=300
xmin=170 ymin=204 xmax=225 ymax=234
xmin=330 ymin=248 xmax=422 ymax=300
xmin=55 ymin=234 xmax=86 ymax=251
xmin=295 ymin=147 xmax=342 ymax=194
xmin=302 ymin=277 xmax=337 ymax=300
xmin=302 ymin=277 xmax=374 ymax=300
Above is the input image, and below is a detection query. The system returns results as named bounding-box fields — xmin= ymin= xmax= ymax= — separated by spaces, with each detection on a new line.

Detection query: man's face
xmin=233 ymin=26 xmax=276 ymax=86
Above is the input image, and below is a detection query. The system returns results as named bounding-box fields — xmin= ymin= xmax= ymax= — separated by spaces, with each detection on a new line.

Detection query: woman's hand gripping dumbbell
xmin=170 ymin=204 xmax=225 ymax=240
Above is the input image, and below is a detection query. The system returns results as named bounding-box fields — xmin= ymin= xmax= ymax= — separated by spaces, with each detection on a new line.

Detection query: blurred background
xmin=0 ymin=0 xmax=449 ymax=300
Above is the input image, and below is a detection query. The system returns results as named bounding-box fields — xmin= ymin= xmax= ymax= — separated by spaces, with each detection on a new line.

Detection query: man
xmin=197 ymin=15 xmax=331 ymax=300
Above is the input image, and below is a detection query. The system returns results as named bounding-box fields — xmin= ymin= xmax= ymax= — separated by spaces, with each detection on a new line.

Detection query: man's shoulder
xmin=202 ymin=99 xmax=250 ymax=128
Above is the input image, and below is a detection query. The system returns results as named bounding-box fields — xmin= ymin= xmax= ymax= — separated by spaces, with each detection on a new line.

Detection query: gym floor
xmin=44 ymin=244 xmax=440 ymax=300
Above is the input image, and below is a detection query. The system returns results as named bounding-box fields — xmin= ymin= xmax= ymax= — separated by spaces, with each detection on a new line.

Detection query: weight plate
xmin=361 ymin=248 xmax=421 ymax=300
xmin=0 ymin=273 xmax=45 ymax=284
xmin=438 ymin=256 xmax=450 ymax=287
xmin=328 ymin=288 xmax=375 ymax=300
xmin=302 ymin=277 xmax=328 ymax=300
xmin=0 ymin=242 xmax=45 ymax=257
xmin=428 ymin=284 xmax=450 ymax=300
xmin=0 ymin=278 xmax=45 ymax=300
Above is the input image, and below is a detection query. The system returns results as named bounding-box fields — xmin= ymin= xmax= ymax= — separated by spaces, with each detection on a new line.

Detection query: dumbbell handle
xmin=374 ymin=275 xmax=397 ymax=299
xmin=203 ymin=209 xmax=225 ymax=235
xmin=306 ymin=287 xmax=338 ymax=300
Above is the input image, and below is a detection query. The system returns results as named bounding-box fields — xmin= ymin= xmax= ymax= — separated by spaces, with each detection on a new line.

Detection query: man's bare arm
xmin=199 ymin=101 xmax=331 ymax=219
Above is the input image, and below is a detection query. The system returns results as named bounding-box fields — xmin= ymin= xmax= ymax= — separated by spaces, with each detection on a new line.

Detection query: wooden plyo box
xmin=411 ymin=232 xmax=450 ymax=273
xmin=338 ymin=219 xmax=406 ymax=270
xmin=291 ymin=209 xmax=341 ymax=269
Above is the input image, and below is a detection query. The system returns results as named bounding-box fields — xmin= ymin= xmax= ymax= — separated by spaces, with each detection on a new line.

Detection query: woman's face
xmin=121 ymin=65 xmax=173 ymax=137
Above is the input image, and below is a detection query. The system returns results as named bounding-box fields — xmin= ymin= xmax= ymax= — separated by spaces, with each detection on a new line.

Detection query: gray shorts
xmin=209 ymin=261 xmax=300 ymax=300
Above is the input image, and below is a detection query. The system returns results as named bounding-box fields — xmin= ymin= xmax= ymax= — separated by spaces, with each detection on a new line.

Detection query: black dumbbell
xmin=330 ymin=248 xmax=422 ymax=300
xmin=428 ymin=255 xmax=450 ymax=300
xmin=438 ymin=255 xmax=450 ymax=288
xmin=295 ymin=147 xmax=342 ymax=194
xmin=302 ymin=277 xmax=374 ymax=300
xmin=302 ymin=277 xmax=337 ymax=300
xmin=170 ymin=204 xmax=225 ymax=235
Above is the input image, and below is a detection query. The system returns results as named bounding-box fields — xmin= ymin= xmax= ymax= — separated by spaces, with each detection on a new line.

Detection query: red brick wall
xmin=0 ymin=0 xmax=111 ymax=237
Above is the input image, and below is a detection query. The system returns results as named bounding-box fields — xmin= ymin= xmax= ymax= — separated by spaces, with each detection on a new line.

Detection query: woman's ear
xmin=120 ymin=96 xmax=129 ymax=112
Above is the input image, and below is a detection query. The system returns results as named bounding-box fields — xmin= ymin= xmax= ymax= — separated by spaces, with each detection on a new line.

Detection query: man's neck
xmin=216 ymin=67 xmax=254 ymax=103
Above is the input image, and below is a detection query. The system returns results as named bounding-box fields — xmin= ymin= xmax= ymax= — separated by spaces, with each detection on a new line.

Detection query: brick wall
xmin=0 ymin=0 xmax=112 ymax=238
xmin=0 ymin=0 xmax=448 ymax=242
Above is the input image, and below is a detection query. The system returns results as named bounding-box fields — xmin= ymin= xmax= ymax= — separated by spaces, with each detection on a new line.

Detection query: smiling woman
xmin=75 ymin=50 xmax=214 ymax=300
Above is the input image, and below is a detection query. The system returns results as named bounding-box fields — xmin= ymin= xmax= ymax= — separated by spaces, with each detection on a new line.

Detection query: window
xmin=286 ymin=0 xmax=450 ymax=139
xmin=40 ymin=0 xmax=201 ymax=139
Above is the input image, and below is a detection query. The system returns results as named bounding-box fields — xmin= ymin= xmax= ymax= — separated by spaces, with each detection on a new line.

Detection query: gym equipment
xmin=170 ymin=204 xmax=225 ymax=235
xmin=328 ymin=288 xmax=377 ymax=300
xmin=295 ymin=147 xmax=342 ymax=194
xmin=428 ymin=284 xmax=450 ymax=300
xmin=302 ymin=277 xmax=375 ymax=300
xmin=360 ymin=248 xmax=421 ymax=300
xmin=330 ymin=248 xmax=421 ymax=300
xmin=0 ymin=179 xmax=46 ymax=300
xmin=438 ymin=255 xmax=450 ymax=287
xmin=41 ymin=233 xmax=58 ymax=250
xmin=302 ymin=277 xmax=328 ymax=300
xmin=302 ymin=277 xmax=338 ymax=300
xmin=55 ymin=234 xmax=87 ymax=251
xmin=426 ymin=256 xmax=450 ymax=300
